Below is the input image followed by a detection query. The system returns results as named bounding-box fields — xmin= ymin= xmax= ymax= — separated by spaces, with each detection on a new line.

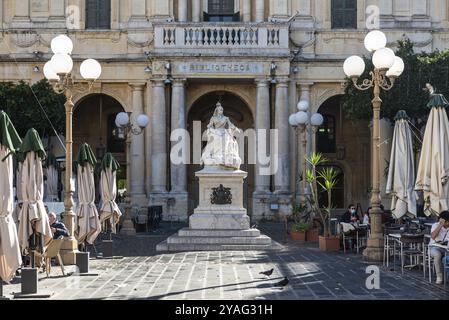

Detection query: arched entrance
xmin=187 ymin=90 xmax=255 ymax=216
xmin=315 ymin=94 xmax=371 ymax=211
xmin=73 ymin=94 xmax=127 ymax=198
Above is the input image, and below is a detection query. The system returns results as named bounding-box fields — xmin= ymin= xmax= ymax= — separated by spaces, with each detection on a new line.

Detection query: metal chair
xmin=383 ymin=224 xmax=401 ymax=267
xmin=399 ymin=233 xmax=425 ymax=275
xmin=34 ymin=236 xmax=65 ymax=277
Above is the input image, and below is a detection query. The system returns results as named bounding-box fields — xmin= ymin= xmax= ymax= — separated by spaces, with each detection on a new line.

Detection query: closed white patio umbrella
xmin=0 ymin=111 xmax=22 ymax=282
xmin=17 ymin=128 xmax=53 ymax=256
xmin=75 ymin=143 xmax=101 ymax=245
xmin=415 ymin=91 xmax=449 ymax=216
xmin=99 ymin=153 xmax=122 ymax=234
xmin=386 ymin=110 xmax=417 ymax=219
xmin=45 ymin=154 xmax=59 ymax=202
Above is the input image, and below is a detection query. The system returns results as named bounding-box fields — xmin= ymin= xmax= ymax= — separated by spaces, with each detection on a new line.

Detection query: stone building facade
xmin=1 ymin=0 xmax=449 ymax=221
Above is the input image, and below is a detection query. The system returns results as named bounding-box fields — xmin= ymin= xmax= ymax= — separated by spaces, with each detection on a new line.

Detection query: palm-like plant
xmin=304 ymin=152 xmax=339 ymax=238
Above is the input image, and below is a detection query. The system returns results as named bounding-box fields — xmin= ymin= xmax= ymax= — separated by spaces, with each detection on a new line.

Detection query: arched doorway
xmin=73 ymin=94 xmax=127 ymax=199
xmin=187 ymin=90 xmax=255 ymax=216
xmin=315 ymin=94 xmax=371 ymax=211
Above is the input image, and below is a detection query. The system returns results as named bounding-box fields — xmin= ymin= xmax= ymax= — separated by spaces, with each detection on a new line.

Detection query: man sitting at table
xmin=430 ymin=211 xmax=449 ymax=284
xmin=48 ymin=212 xmax=69 ymax=239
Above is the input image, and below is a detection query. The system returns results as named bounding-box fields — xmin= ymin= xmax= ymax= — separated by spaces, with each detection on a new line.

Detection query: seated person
xmin=429 ymin=211 xmax=449 ymax=284
xmin=340 ymin=204 xmax=359 ymax=224
xmin=48 ymin=212 xmax=69 ymax=239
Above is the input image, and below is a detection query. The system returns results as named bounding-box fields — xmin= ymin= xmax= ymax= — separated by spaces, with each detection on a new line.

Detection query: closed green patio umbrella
xmin=99 ymin=153 xmax=122 ymax=234
xmin=75 ymin=143 xmax=101 ymax=245
xmin=0 ymin=111 xmax=22 ymax=282
xmin=16 ymin=128 xmax=52 ymax=261
xmin=415 ymin=91 xmax=449 ymax=216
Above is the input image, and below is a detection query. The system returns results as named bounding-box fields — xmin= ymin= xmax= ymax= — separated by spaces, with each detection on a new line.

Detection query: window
xmin=331 ymin=0 xmax=357 ymax=29
xmin=86 ymin=0 xmax=111 ymax=30
xmin=204 ymin=0 xmax=240 ymax=22
xmin=317 ymin=115 xmax=336 ymax=154
xmin=317 ymin=165 xmax=345 ymax=209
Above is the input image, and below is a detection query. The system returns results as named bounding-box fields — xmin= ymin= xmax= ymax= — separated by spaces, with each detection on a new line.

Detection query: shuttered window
xmin=331 ymin=0 xmax=357 ymax=29
xmin=208 ymin=0 xmax=234 ymax=15
xmin=205 ymin=0 xmax=239 ymax=22
xmin=86 ymin=0 xmax=111 ymax=30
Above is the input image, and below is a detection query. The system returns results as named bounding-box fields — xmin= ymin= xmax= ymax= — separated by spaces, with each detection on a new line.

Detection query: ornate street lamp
xmin=44 ymin=34 xmax=102 ymax=264
xmin=343 ymin=30 xmax=404 ymax=262
xmin=115 ymin=111 xmax=149 ymax=235
xmin=289 ymin=101 xmax=324 ymax=200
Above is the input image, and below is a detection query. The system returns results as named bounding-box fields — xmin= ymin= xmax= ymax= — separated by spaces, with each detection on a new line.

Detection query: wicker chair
xmin=34 ymin=236 xmax=65 ymax=277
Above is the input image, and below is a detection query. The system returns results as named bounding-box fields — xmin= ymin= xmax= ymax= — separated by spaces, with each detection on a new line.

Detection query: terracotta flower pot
xmin=290 ymin=230 xmax=306 ymax=242
xmin=319 ymin=236 xmax=340 ymax=252
xmin=306 ymin=228 xmax=320 ymax=242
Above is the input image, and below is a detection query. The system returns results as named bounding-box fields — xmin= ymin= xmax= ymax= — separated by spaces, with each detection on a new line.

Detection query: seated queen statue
xmin=201 ymin=102 xmax=242 ymax=170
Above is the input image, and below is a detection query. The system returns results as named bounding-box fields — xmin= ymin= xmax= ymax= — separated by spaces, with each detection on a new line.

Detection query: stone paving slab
xmin=2 ymin=222 xmax=449 ymax=300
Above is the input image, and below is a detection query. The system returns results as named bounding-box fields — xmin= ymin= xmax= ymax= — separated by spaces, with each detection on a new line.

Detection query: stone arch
xmin=311 ymin=84 xmax=345 ymax=114
xmin=72 ymin=88 xmax=129 ymax=113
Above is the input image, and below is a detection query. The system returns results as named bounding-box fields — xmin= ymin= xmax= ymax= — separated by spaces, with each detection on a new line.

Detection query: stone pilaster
xmin=178 ymin=0 xmax=188 ymax=22
xmin=192 ymin=0 xmax=201 ymax=22
xmin=252 ymin=78 xmax=272 ymax=222
xmin=129 ymin=83 xmax=147 ymax=206
xmin=255 ymin=0 xmax=265 ymax=22
xmin=242 ymin=0 xmax=251 ymax=22
xmin=169 ymin=78 xmax=188 ymax=222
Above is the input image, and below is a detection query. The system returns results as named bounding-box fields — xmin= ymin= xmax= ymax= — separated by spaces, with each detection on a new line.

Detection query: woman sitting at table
xmin=429 ymin=211 xmax=449 ymax=284
xmin=340 ymin=204 xmax=360 ymax=224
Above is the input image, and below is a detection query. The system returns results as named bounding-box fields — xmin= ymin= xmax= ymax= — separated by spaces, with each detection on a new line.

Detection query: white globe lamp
xmin=80 ymin=59 xmax=102 ymax=81
xmin=343 ymin=56 xmax=365 ymax=78
xmin=386 ymin=56 xmax=405 ymax=78
xmin=364 ymin=30 xmax=387 ymax=52
xmin=295 ymin=111 xmax=309 ymax=125
xmin=43 ymin=61 xmax=59 ymax=81
xmin=289 ymin=114 xmax=299 ymax=126
xmin=136 ymin=114 xmax=149 ymax=128
xmin=116 ymin=112 xmax=130 ymax=127
xmin=372 ymin=47 xmax=395 ymax=70
xmin=311 ymin=113 xmax=324 ymax=127
xmin=51 ymin=35 xmax=73 ymax=55
xmin=297 ymin=100 xmax=309 ymax=112
xmin=50 ymin=53 xmax=73 ymax=75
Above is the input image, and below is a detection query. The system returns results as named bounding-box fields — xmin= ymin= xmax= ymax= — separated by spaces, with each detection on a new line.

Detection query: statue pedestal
xmin=157 ymin=166 xmax=277 ymax=252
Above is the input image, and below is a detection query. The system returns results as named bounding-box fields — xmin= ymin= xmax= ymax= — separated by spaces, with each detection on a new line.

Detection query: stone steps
xmin=167 ymin=234 xmax=271 ymax=245
xmin=156 ymin=240 xmax=280 ymax=252
xmin=177 ymin=228 xmax=261 ymax=237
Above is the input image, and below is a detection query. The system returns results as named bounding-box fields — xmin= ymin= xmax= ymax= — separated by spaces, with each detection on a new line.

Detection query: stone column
xmin=243 ymin=0 xmax=251 ymax=22
xmin=150 ymin=79 xmax=167 ymax=193
xmin=169 ymin=78 xmax=188 ymax=222
xmin=254 ymin=78 xmax=271 ymax=193
xmin=129 ymin=83 xmax=147 ymax=205
xmin=255 ymin=0 xmax=265 ymax=22
xmin=178 ymin=0 xmax=188 ymax=22
xmin=252 ymin=78 xmax=272 ymax=222
xmin=274 ymin=77 xmax=290 ymax=194
xmin=192 ymin=0 xmax=201 ymax=22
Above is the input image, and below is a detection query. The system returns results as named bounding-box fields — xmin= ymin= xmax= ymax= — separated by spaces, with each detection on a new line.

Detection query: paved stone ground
xmin=3 ymin=222 xmax=449 ymax=300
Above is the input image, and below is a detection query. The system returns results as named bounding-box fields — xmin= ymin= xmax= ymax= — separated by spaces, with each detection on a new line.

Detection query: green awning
xmin=427 ymin=94 xmax=449 ymax=109
xmin=17 ymin=128 xmax=46 ymax=162
xmin=0 ymin=110 xmax=22 ymax=153
xmin=394 ymin=110 xmax=410 ymax=121
xmin=101 ymin=152 xmax=120 ymax=172
xmin=75 ymin=143 xmax=97 ymax=167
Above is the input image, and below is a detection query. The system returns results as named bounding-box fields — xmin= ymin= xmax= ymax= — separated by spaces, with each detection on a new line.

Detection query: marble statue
xmin=201 ymin=102 xmax=242 ymax=170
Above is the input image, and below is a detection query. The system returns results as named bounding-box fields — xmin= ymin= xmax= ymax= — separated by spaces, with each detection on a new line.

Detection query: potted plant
xmin=290 ymin=222 xmax=311 ymax=241
xmin=305 ymin=153 xmax=340 ymax=251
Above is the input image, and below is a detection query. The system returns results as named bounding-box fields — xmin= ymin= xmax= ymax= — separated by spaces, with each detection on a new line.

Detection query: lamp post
xmin=44 ymin=35 xmax=102 ymax=264
xmin=343 ymin=30 xmax=404 ymax=262
xmin=289 ymin=102 xmax=324 ymax=200
xmin=115 ymin=111 xmax=149 ymax=235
